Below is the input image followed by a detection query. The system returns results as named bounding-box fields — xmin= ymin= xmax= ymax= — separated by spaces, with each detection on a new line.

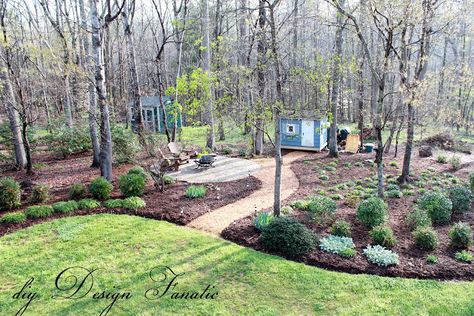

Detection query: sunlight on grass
xmin=1 ymin=214 xmax=474 ymax=315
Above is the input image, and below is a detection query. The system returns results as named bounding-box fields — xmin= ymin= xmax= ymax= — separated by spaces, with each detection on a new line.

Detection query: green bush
xmin=370 ymin=225 xmax=397 ymax=248
xmin=406 ymin=208 xmax=432 ymax=230
xmin=77 ymin=199 xmax=100 ymax=209
xmin=52 ymin=201 xmax=79 ymax=213
xmin=89 ymin=177 xmax=113 ymax=200
xmin=363 ymin=245 xmax=399 ymax=267
xmin=185 ymin=185 xmax=207 ymax=198
xmin=447 ymin=186 xmax=473 ymax=214
xmin=0 ymin=177 xmax=21 ymax=211
xmin=436 ymin=155 xmax=448 ymax=164
xmin=30 ymin=184 xmax=50 ymax=203
xmin=0 ymin=211 xmax=26 ymax=224
xmin=455 ymin=250 xmax=473 ymax=263
xmin=260 ymin=217 xmax=316 ymax=258
xmin=111 ymin=125 xmax=141 ymax=163
xmin=253 ymin=212 xmax=274 ymax=231
xmin=413 ymin=226 xmax=439 ymax=251
xmin=426 ymin=255 xmax=438 ymax=264
xmin=449 ymin=222 xmax=473 ymax=249
xmin=281 ymin=206 xmax=293 ymax=215
xmin=319 ymin=175 xmax=329 ymax=181
xmin=69 ymin=183 xmax=87 ymax=200
xmin=389 ymin=161 xmax=398 ymax=167
xmin=330 ymin=220 xmax=351 ymax=237
xmin=103 ymin=199 xmax=124 ymax=209
xmin=128 ymin=166 xmax=147 ymax=179
xmin=45 ymin=125 xmax=91 ymax=158
xmin=450 ymin=156 xmax=461 ymax=170
xmin=306 ymin=196 xmax=337 ymax=223
xmin=356 ymin=197 xmax=388 ymax=228
xmin=319 ymin=235 xmax=355 ymax=257
xmin=122 ymin=197 xmax=146 ymax=210
xmin=386 ymin=190 xmax=402 ymax=198
xmin=290 ymin=200 xmax=309 ymax=210
xmin=418 ymin=191 xmax=452 ymax=225
xmin=24 ymin=205 xmax=54 ymax=219
xmin=119 ymin=174 xmax=146 ymax=197
xmin=163 ymin=175 xmax=175 ymax=185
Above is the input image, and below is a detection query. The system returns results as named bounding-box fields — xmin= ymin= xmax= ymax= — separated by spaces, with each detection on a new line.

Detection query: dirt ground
xmin=222 ymin=146 xmax=474 ymax=280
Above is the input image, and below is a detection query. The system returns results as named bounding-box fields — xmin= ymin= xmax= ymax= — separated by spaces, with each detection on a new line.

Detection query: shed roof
xmin=128 ymin=96 xmax=172 ymax=107
xmin=281 ymin=109 xmax=327 ymax=121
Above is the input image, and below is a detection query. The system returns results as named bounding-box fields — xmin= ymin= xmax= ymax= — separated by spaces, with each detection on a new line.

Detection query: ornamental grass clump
xmin=185 ymin=185 xmax=207 ymax=199
xmin=253 ymin=212 xmax=274 ymax=231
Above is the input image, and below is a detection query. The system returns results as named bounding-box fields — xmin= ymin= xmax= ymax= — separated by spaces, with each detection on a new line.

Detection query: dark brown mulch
xmin=222 ymin=149 xmax=474 ymax=281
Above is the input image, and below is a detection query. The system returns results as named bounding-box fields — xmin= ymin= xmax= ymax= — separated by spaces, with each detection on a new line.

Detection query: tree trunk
xmin=202 ymin=0 xmax=215 ymax=150
xmin=255 ymin=0 xmax=266 ymax=155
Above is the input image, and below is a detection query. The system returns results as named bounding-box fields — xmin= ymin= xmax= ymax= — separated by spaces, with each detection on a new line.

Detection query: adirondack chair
xmin=166 ymin=142 xmax=190 ymax=169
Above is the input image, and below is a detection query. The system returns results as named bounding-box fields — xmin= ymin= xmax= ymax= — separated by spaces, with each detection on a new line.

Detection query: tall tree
xmin=202 ymin=0 xmax=215 ymax=150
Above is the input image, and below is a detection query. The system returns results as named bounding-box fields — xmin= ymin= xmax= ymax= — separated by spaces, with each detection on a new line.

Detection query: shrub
xmin=185 ymin=185 xmax=207 ymax=198
xmin=69 ymin=183 xmax=87 ymax=200
xmin=386 ymin=190 xmax=402 ymax=198
xmin=426 ymin=255 xmax=438 ymax=264
xmin=281 ymin=206 xmax=293 ymax=215
xmin=363 ymin=245 xmax=399 ymax=267
xmin=319 ymin=235 xmax=355 ymax=257
xmin=111 ymin=125 xmax=141 ymax=163
xmin=447 ymin=186 xmax=473 ymax=214
xmin=340 ymin=248 xmax=356 ymax=258
xmin=389 ymin=161 xmax=398 ymax=167
xmin=386 ymin=183 xmax=399 ymax=191
xmin=89 ymin=177 xmax=113 ymax=200
xmin=0 ymin=212 xmax=26 ymax=224
xmin=24 ymin=205 xmax=54 ymax=219
xmin=52 ymin=201 xmax=79 ymax=213
xmin=253 ymin=212 xmax=274 ymax=231
xmin=122 ymin=197 xmax=146 ymax=210
xmin=127 ymin=166 xmax=147 ymax=180
xmin=319 ymin=175 xmax=329 ymax=181
xmin=0 ymin=177 xmax=21 ymax=211
xmin=449 ymin=222 xmax=473 ymax=249
xmin=370 ymin=225 xmax=397 ymax=248
xmin=30 ymin=184 xmax=50 ymax=203
xmin=406 ymin=208 xmax=432 ymax=230
xmin=413 ymin=226 xmax=439 ymax=251
xmin=45 ymin=125 xmax=91 ymax=158
xmin=455 ymin=250 xmax=473 ymax=263
xmin=330 ymin=194 xmax=343 ymax=200
xmin=103 ymin=199 xmax=124 ymax=209
xmin=163 ymin=175 xmax=175 ymax=185
xmin=436 ymin=155 xmax=448 ymax=164
xmin=418 ymin=191 xmax=452 ymax=225
xmin=330 ymin=220 xmax=351 ymax=237
xmin=77 ymin=199 xmax=100 ymax=209
xmin=260 ymin=217 xmax=316 ymax=258
xmin=290 ymin=199 xmax=309 ymax=210
xmin=450 ymin=156 xmax=461 ymax=170
xmin=306 ymin=196 xmax=337 ymax=223
xmin=356 ymin=197 xmax=388 ymax=228
xmin=119 ymin=174 xmax=146 ymax=197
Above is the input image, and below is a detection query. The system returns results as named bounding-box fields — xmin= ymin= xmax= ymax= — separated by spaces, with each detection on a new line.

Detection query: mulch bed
xmin=222 ymin=148 xmax=474 ymax=281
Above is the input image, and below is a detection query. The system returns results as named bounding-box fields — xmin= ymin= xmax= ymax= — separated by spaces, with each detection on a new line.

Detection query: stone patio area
xmin=168 ymin=156 xmax=261 ymax=183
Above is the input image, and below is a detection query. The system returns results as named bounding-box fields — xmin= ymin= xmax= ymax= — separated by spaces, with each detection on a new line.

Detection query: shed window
xmin=286 ymin=124 xmax=297 ymax=135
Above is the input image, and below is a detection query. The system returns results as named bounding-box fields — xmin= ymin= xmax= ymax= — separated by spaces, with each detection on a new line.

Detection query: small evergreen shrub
xmin=363 ymin=245 xmax=399 ymax=267
xmin=0 ymin=177 xmax=21 ymax=211
xmin=45 ymin=125 xmax=91 ymax=158
xmin=119 ymin=174 xmax=146 ymax=197
xmin=77 ymin=199 xmax=100 ymax=209
xmin=253 ymin=212 xmax=274 ymax=231
xmin=69 ymin=183 xmax=87 ymax=200
xmin=122 ymin=197 xmax=146 ymax=210
xmin=418 ymin=191 xmax=452 ymax=225
xmin=185 ymin=185 xmax=207 ymax=198
xmin=52 ymin=201 xmax=79 ymax=213
xmin=89 ymin=177 xmax=113 ymax=200
xmin=0 ymin=212 xmax=26 ymax=224
xmin=356 ymin=197 xmax=388 ymax=228
xmin=450 ymin=156 xmax=461 ymax=170
xmin=449 ymin=222 xmax=473 ymax=249
xmin=426 ymin=255 xmax=438 ymax=264
xmin=370 ymin=225 xmax=396 ymax=248
xmin=127 ymin=166 xmax=147 ymax=180
xmin=111 ymin=125 xmax=141 ymax=163
xmin=281 ymin=206 xmax=293 ymax=215
xmin=413 ymin=226 xmax=439 ymax=251
xmin=24 ymin=205 xmax=54 ymax=219
xmin=103 ymin=199 xmax=124 ymax=209
xmin=163 ymin=175 xmax=175 ymax=185
xmin=406 ymin=208 xmax=432 ymax=230
xmin=290 ymin=199 xmax=310 ymax=210
xmin=386 ymin=190 xmax=402 ymax=198
xmin=30 ymin=184 xmax=50 ymax=203
xmin=260 ymin=217 xmax=316 ymax=258
xmin=319 ymin=235 xmax=355 ymax=257
xmin=306 ymin=196 xmax=337 ymax=223
xmin=330 ymin=220 xmax=351 ymax=237
xmin=447 ymin=186 xmax=473 ymax=214
xmin=455 ymin=250 xmax=473 ymax=263
xmin=436 ymin=155 xmax=448 ymax=164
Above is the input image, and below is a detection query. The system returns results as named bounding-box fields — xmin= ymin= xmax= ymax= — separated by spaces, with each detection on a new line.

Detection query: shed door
xmin=301 ymin=120 xmax=314 ymax=147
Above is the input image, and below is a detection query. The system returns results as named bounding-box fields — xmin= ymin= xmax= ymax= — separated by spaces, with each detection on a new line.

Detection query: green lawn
xmin=1 ymin=215 xmax=474 ymax=315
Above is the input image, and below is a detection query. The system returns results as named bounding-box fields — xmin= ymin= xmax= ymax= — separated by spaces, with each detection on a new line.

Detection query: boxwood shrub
xmin=29 ymin=184 xmax=50 ymax=203
xmin=449 ymin=222 xmax=473 ymax=249
xmin=418 ymin=191 xmax=452 ymax=225
xmin=89 ymin=177 xmax=113 ymax=200
xmin=447 ymin=186 xmax=473 ymax=214
xmin=356 ymin=197 xmax=388 ymax=228
xmin=413 ymin=226 xmax=439 ymax=251
xmin=406 ymin=208 xmax=432 ymax=230
xmin=119 ymin=174 xmax=146 ymax=197
xmin=128 ymin=166 xmax=147 ymax=180
xmin=260 ymin=217 xmax=317 ymax=258
xmin=370 ymin=225 xmax=397 ymax=248
xmin=0 ymin=211 xmax=26 ymax=224
xmin=24 ymin=205 xmax=54 ymax=219
xmin=0 ymin=177 xmax=21 ymax=211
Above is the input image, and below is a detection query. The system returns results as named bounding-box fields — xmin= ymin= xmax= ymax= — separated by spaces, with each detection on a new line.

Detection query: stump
xmin=419 ymin=145 xmax=433 ymax=158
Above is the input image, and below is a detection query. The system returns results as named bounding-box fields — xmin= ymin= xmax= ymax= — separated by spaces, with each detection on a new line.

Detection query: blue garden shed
xmin=128 ymin=96 xmax=182 ymax=133
xmin=280 ymin=115 xmax=329 ymax=151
